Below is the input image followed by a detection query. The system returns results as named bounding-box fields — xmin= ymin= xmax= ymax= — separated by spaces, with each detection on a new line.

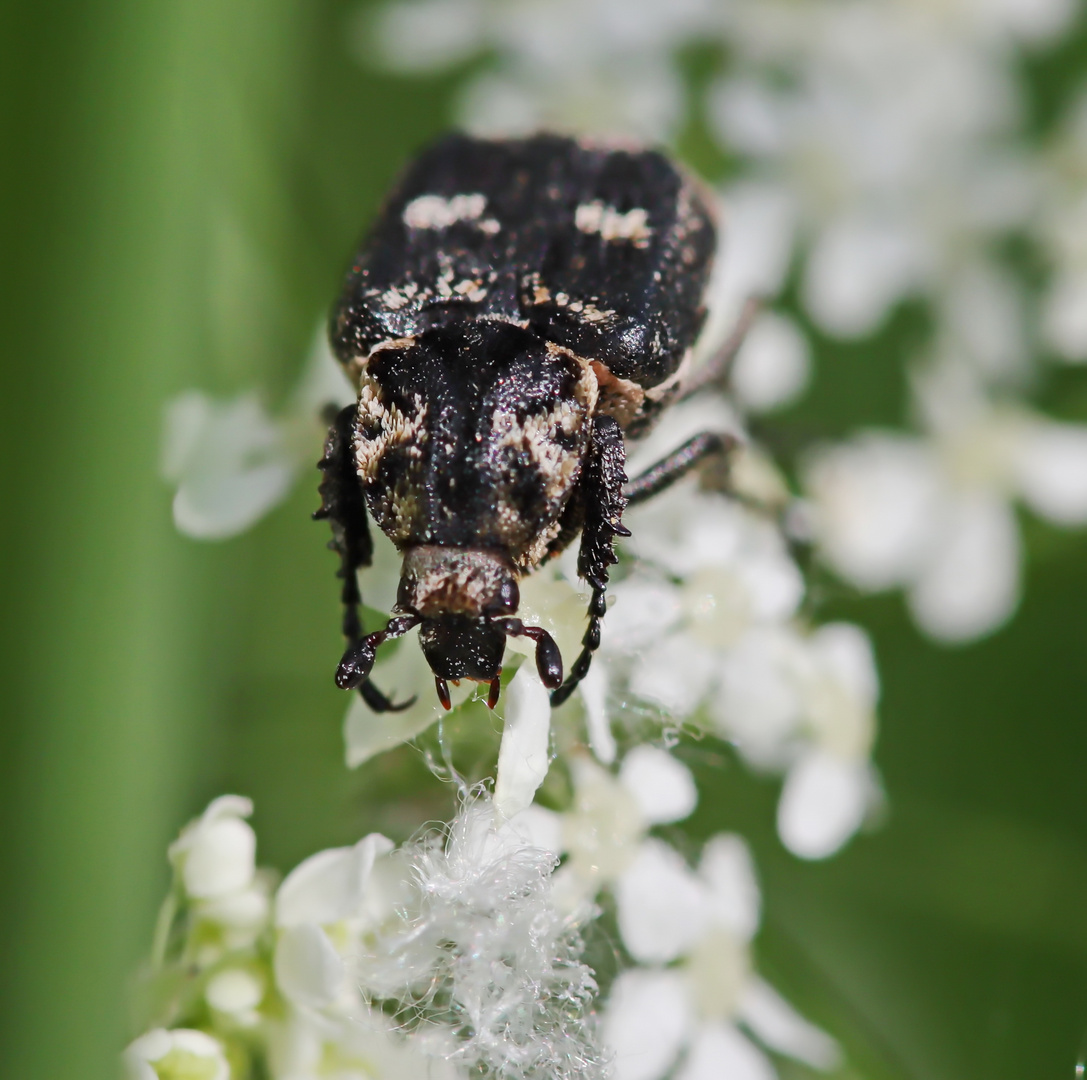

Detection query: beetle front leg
xmin=551 ymin=414 xmax=630 ymax=707
xmin=624 ymin=431 xmax=738 ymax=507
xmin=314 ymin=404 xmax=414 ymax=713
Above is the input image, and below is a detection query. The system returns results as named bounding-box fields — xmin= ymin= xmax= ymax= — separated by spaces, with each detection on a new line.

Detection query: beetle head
xmin=390 ymin=545 xmax=564 ymax=707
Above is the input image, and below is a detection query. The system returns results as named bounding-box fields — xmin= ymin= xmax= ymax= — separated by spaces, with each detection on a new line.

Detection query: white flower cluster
xmin=513 ymin=746 xmax=840 ymax=1080
xmin=147 ymin=1 xmax=1087 ymax=1074
xmin=128 ymin=773 xmax=606 ymax=1079
xmin=130 ymin=715 xmax=841 ymax=1079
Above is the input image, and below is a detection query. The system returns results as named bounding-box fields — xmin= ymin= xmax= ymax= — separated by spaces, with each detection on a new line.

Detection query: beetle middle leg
xmin=623 ymin=431 xmax=738 ymax=508
xmin=551 ymin=414 xmax=630 ymax=707
xmin=314 ymin=403 xmax=414 ymax=713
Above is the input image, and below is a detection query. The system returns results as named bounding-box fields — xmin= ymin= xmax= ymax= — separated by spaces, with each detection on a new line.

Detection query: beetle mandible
xmin=316 ymin=133 xmax=742 ymax=712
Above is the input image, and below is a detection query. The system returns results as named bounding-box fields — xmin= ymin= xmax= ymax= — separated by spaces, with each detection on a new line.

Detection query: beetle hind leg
xmin=551 ymin=415 xmax=630 ymax=708
xmin=315 ymin=403 xmax=415 ymax=713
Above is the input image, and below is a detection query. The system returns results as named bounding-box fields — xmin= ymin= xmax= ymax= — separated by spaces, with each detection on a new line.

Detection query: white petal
xmin=699 ymin=834 xmax=761 ymax=940
xmin=579 ymin=660 xmax=617 ymax=764
xmin=698 ymin=181 xmax=796 ymax=347
xmin=738 ymin=977 xmax=840 ymax=1070
xmin=710 ymin=626 xmax=805 ymax=766
xmin=619 ymin=746 xmax=698 ymax=825
xmin=675 ymin=1022 xmax=776 ymax=1080
xmin=802 ymin=215 xmax=926 ymax=338
xmin=602 ymin=576 xmax=684 ymax=655
xmin=729 ymin=312 xmax=811 ymax=413
xmin=628 ymin=632 xmax=717 ymax=719
xmin=343 ymin=630 xmax=471 ymax=768
xmin=603 ymin=969 xmax=693 ymax=1080
xmin=1040 ymin=268 xmax=1087 ymax=362
xmin=197 ymin=884 xmax=269 ymax=931
xmin=617 ymin=839 xmax=709 ymax=963
xmin=709 ymin=76 xmax=789 ymax=157
xmin=735 ymin=541 xmax=805 ymax=624
xmin=807 ymin=622 xmax=879 ymax=709
xmin=986 ymin=0 xmax=1077 ymax=43
xmin=206 ymin=968 xmax=264 ymax=1015
xmin=505 ymin=804 xmax=564 ymax=856
xmin=908 ymin=494 xmax=1020 ymax=642
xmin=293 ymin=328 xmax=356 ymax=413
xmin=803 ymin=434 xmax=942 ymax=591
xmin=777 ymin=751 xmax=871 ymax=860
xmin=274 ymin=923 xmax=345 ymax=1008
xmin=942 ymin=262 xmax=1026 ymax=377
xmin=163 ymin=391 xmax=295 ymax=540
xmin=494 ymin=666 xmax=553 ymax=820
xmin=276 ymin=833 xmax=393 ymax=927
xmin=1015 ymin=421 xmax=1087 ymax=524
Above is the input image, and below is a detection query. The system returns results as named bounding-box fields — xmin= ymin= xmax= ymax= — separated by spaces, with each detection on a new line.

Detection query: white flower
xmin=603 ymin=833 xmax=839 ymax=1080
xmin=710 ymin=620 xmax=881 ymax=858
xmin=124 ymin=1029 xmax=230 ymax=1080
xmin=596 ymin=452 xmax=880 ymax=855
xmin=162 ymin=391 xmax=295 ymax=540
xmin=805 ymin=363 xmax=1087 ymax=642
xmin=163 ymin=331 xmax=354 ymax=541
xmin=535 ymin=748 xmax=699 ymax=912
xmin=273 ymin=833 xmax=399 ymax=1009
xmin=728 ymin=311 xmax=811 ymax=414
xmin=169 ymin=796 xmax=257 ymax=901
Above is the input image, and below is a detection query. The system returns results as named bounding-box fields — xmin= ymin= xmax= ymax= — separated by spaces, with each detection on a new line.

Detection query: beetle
xmin=316 ymin=133 xmax=741 ymax=712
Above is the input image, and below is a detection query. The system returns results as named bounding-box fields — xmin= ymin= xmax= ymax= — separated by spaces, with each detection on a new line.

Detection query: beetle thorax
xmin=397 ymin=545 xmax=519 ymax=619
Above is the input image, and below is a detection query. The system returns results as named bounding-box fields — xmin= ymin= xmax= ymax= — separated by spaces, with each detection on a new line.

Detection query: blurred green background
xmin=3 ymin=2 xmax=1087 ymax=1079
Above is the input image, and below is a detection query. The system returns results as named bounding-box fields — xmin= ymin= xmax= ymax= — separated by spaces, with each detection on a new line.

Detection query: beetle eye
xmin=490 ymin=578 xmax=519 ymax=615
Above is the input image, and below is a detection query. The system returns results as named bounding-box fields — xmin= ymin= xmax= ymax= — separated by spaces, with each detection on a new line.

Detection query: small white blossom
xmin=163 ymin=331 xmax=354 ymax=541
xmin=728 ymin=311 xmax=811 ymax=414
xmin=162 ymin=392 xmax=295 ymax=540
xmin=603 ymin=832 xmax=839 ymax=1080
xmin=205 ymin=968 xmax=265 ymax=1026
xmin=168 ymin=795 xmax=257 ymax=901
xmin=124 ymin=1029 xmax=230 ymax=1080
xmin=805 ymin=362 xmax=1087 ymax=641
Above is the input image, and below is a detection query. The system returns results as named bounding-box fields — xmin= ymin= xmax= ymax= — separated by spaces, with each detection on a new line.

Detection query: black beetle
xmin=316 ymin=133 xmax=739 ymax=712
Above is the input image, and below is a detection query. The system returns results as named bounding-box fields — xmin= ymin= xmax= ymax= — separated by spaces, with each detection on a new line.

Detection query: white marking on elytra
xmin=402 ymin=193 xmax=500 ymax=234
xmin=453 ymin=278 xmax=488 ymax=302
xmin=380 ymin=281 xmax=419 ymax=311
xmin=575 ymin=201 xmax=653 ymax=246
xmin=353 ymin=373 xmax=428 ymax=483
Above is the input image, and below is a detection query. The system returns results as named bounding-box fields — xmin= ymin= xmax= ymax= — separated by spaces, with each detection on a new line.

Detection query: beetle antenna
xmin=493 ymin=617 xmax=563 ymax=690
